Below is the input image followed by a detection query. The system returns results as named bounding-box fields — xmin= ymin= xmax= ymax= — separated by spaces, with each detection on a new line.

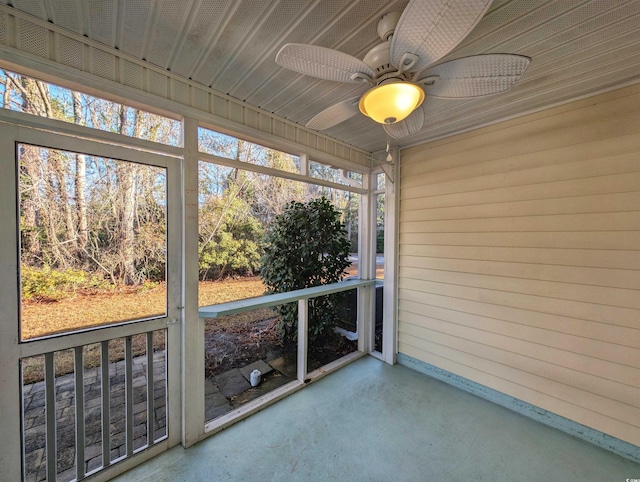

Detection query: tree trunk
xmin=39 ymin=151 xmax=69 ymax=268
xmin=19 ymin=145 xmax=42 ymax=264
xmin=116 ymin=161 xmax=136 ymax=284
xmin=2 ymin=74 xmax=11 ymax=107
xmin=50 ymin=150 xmax=76 ymax=260
xmin=72 ymin=93 xmax=88 ymax=263
xmin=16 ymin=77 xmax=53 ymax=264
xmin=115 ymin=106 xmax=138 ymax=285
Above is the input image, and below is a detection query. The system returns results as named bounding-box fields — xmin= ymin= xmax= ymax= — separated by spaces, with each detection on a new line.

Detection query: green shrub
xmin=21 ymin=265 xmax=102 ymax=301
xmin=260 ymin=197 xmax=351 ymax=349
xmin=376 ymin=232 xmax=385 ymax=254
xmin=198 ymin=191 xmax=264 ymax=280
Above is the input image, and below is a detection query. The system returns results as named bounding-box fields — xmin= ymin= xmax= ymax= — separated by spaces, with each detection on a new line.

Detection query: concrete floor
xmin=114 ymin=356 xmax=639 ymax=482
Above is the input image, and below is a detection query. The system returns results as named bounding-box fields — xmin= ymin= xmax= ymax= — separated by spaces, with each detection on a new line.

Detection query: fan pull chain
xmin=386 ymin=136 xmax=392 ymax=162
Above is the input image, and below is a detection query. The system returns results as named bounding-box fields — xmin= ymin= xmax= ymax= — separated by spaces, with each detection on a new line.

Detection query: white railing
xmin=199 ymin=278 xmax=375 ymax=381
xmin=199 ymin=278 xmax=375 ymax=433
xmin=21 ymin=329 xmax=167 ymax=481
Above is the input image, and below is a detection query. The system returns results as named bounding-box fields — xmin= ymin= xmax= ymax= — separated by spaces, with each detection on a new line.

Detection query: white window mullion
xmin=0 ymin=123 xmax=22 ymax=482
xmin=74 ymin=346 xmax=86 ymax=480
xmin=44 ymin=352 xmax=56 ymax=481
xmin=382 ymin=147 xmax=400 ymax=365
xmin=181 ymin=117 xmax=203 ymax=447
xmin=297 ymin=299 xmax=309 ymax=381
xmin=166 ymin=137 xmax=184 ymax=448
xmin=357 ymin=171 xmax=375 ymax=354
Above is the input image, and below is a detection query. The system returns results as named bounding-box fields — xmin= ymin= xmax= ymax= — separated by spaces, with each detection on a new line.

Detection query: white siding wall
xmin=398 ymin=84 xmax=640 ymax=447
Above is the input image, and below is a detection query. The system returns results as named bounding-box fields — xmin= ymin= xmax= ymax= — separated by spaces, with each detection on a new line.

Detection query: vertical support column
xmin=146 ymin=332 xmax=155 ymax=447
xmin=382 ymin=147 xmax=400 ymax=364
xmin=125 ymin=336 xmax=134 ymax=456
xmin=357 ymin=170 xmax=375 ymax=353
xmin=45 ymin=352 xmax=57 ymax=481
xmin=182 ymin=117 xmax=203 ymax=447
xmin=299 ymin=153 xmax=308 ymax=176
xmin=166 ymin=127 xmax=184 ymax=447
xmin=75 ymin=346 xmax=86 ymax=480
xmin=0 ymin=124 xmax=23 ymax=481
xmin=101 ymin=340 xmax=110 ymax=468
xmin=297 ymin=299 xmax=308 ymax=382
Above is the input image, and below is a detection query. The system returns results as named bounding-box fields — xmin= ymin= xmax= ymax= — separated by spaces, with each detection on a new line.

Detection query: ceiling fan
xmin=275 ymin=0 xmax=530 ymax=139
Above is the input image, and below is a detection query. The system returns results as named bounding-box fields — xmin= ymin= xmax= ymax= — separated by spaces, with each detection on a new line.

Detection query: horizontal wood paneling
xmin=399 ymin=245 xmax=640 ymax=270
xmin=399 ymin=232 xmax=640 ymax=251
xmin=401 ymin=141 xmax=640 ymax=191
xmin=398 ymin=277 xmax=638 ymax=328
xmin=401 ymin=89 xmax=640 ymax=178
xmin=399 ymin=266 xmax=640 ymax=309
xmin=401 ymin=192 xmax=640 ymax=220
xmin=402 ymin=171 xmax=640 ymax=209
xmin=398 ymin=83 xmax=640 ymax=447
xmin=398 ymin=254 xmax=640 ymax=290
xmin=399 ymin=212 xmax=640 ymax=233
xmin=399 ymin=289 xmax=640 ymax=349
xmin=399 ymin=342 xmax=640 ymax=447
xmin=399 ymin=322 xmax=640 ymax=413
xmin=398 ymin=302 xmax=640 ymax=369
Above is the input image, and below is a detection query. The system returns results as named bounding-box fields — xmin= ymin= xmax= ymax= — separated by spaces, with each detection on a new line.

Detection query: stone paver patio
xmin=205 ymin=356 xmax=296 ymax=421
xmin=22 ymin=351 xmax=298 ymax=481
xmin=22 ymin=351 xmax=167 ymax=482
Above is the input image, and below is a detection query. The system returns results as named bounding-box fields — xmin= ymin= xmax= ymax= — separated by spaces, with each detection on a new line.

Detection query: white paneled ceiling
xmin=3 ymin=0 xmax=640 ymax=153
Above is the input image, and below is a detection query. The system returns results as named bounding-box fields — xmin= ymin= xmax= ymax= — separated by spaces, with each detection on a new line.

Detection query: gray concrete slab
xmin=215 ymin=368 xmax=250 ymax=398
xmin=232 ymin=372 xmax=292 ymax=406
xmin=239 ymin=359 xmax=273 ymax=383
xmin=204 ymin=379 xmax=232 ymax=421
xmin=267 ymin=355 xmax=297 ymax=379
xmin=113 ymin=356 xmax=639 ymax=482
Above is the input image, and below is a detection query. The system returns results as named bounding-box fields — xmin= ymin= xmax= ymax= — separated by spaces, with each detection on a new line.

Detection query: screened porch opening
xmin=2 ymin=2 xmax=639 ymax=479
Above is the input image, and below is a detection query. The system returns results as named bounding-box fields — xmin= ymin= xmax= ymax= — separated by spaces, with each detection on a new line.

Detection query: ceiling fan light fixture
xmin=359 ymin=81 xmax=425 ymax=124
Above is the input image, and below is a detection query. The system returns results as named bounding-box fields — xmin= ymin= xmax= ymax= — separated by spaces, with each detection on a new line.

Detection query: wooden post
xmin=0 ymin=123 xmax=22 ymax=481
xmin=357 ymin=170 xmax=375 ymax=354
xmin=297 ymin=299 xmax=308 ymax=382
xmin=382 ymin=147 xmax=399 ymax=365
xmin=181 ymin=117 xmax=203 ymax=447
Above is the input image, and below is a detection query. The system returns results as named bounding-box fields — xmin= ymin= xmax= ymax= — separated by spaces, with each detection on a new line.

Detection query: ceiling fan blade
xmin=276 ymin=43 xmax=375 ymax=83
xmin=420 ymin=54 xmax=531 ymax=98
xmin=383 ymin=106 xmax=425 ymax=139
xmin=306 ymin=96 xmax=361 ymax=130
xmin=390 ymin=0 xmax=493 ymax=73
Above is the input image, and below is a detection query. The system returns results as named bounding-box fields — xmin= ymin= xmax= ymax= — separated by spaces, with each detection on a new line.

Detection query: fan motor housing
xmin=363 ymin=44 xmax=414 ymax=84
xmin=364 ymin=12 xmax=403 ymax=77
xmin=363 ymin=42 xmax=394 ymax=76
xmin=377 ymin=11 xmax=401 ymax=41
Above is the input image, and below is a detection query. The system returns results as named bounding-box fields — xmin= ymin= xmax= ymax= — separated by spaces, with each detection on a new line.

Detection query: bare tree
xmin=19 ymin=144 xmax=43 ymax=264
xmin=14 ymin=76 xmax=53 ymax=264
xmin=50 ymin=149 xmax=76 ymax=263
xmin=2 ymin=73 xmax=11 ymax=107
xmin=250 ymin=150 xmax=306 ymax=225
xmin=114 ymin=106 xmax=140 ymax=284
xmin=72 ymin=92 xmax=89 ymax=263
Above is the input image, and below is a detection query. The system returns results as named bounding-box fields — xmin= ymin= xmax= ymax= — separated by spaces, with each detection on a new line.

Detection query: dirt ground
xmin=21 ymin=277 xmax=268 ymax=340
xmin=203 ymin=308 xmax=357 ymax=379
xmin=20 ymin=274 xmax=360 ymax=383
xmin=203 ymin=308 xmax=283 ymax=378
